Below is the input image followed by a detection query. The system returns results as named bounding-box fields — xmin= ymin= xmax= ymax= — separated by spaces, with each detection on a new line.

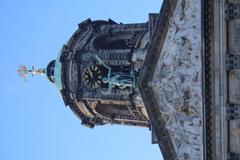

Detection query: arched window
xmin=95 ymin=104 xmax=132 ymax=117
xmin=93 ymin=33 xmax=132 ymax=49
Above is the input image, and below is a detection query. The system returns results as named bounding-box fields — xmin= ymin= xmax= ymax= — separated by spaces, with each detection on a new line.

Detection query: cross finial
xmin=17 ymin=65 xmax=45 ymax=81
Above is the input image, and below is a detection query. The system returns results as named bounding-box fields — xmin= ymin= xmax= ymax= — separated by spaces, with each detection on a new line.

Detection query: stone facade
xmin=202 ymin=0 xmax=240 ymax=159
xmin=41 ymin=0 xmax=240 ymax=159
xmin=151 ymin=0 xmax=203 ymax=159
xmin=140 ymin=0 xmax=203 ymax=159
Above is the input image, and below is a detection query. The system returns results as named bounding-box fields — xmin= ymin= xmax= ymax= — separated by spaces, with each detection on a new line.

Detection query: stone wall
xmin=150 ymin=0 xmax=203 ymax=159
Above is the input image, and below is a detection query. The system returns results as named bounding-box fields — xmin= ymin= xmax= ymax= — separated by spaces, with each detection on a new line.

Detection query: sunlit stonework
xmin=19 ymin=0 xmax=240 ymax=159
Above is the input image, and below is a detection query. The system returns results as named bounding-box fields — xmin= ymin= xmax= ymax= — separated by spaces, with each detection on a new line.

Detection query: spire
xmin=17 ymin=65 xmax=45 ymax=81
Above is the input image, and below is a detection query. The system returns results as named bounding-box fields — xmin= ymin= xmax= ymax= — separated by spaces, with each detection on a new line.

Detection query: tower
xmin=19 ymin=18 xmax=151 ymax=129
xmin=56 ymin=19 xmax=151 ymax=128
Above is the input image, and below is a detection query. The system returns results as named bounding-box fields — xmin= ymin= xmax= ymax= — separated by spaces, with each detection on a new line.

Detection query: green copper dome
xmin=46 ymin=60 xmax=56 ymax=83
xmin=46 ymin=49 xmax=63 ymax=91
xmin=54 ymin=51 xmax=63 ymax=91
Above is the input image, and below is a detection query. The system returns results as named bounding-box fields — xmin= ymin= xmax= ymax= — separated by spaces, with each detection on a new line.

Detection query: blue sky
xmin=0 ymin=0 xmax=163 ymax=160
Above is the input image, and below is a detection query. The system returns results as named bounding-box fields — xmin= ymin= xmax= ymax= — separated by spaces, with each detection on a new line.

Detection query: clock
xmin=84 ymin=65 xmax=102 ymax=89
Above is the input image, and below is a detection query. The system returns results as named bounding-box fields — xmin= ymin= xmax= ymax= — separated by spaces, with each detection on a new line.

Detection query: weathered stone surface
xmin=228 ymin=0 xmax=240 ymax=4
xmin=229 ymin=69 xmax=240 ymax=104
xmin=228 ymin=19 xmax=240 ymax=53
xmin=230 ymin=120 xmax=240 ymax=154
xmin=151 ymin=0 xmax=203 ymax=159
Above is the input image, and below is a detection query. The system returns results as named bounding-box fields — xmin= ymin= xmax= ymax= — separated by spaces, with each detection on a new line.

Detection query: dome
xmin=46 ymin=50 xmax=63 ymax=91
xmin=45 ymin=47 xmax=63 ymax=91
xmin=54 ymin=51 xmax=63 ymax=91
xmin=46 ymin=60 xmax=56 ymax=83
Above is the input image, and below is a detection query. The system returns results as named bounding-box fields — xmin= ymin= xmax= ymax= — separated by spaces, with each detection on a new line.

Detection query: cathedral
xmin=18 ymin=0 xmax=240 ymax=159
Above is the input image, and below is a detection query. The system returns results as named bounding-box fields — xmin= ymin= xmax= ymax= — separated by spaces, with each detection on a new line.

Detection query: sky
xmin=0 ymin=0 xmax=163 ymax=160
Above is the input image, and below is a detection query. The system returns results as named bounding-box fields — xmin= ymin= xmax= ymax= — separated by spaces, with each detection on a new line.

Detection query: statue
xmin=95 ymin=55 xmax=137 ymax=94
xmin=17 ymin=65 xmax=45 ymax=81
